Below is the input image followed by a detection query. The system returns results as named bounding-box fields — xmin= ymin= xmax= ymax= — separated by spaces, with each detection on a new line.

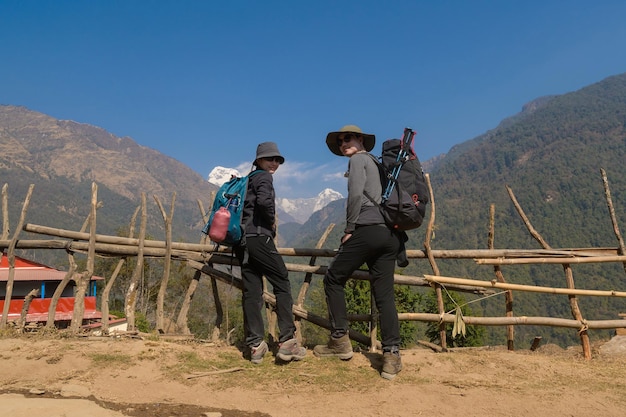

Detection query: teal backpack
xmin=202 ymin=170 xmax=260 ymax=246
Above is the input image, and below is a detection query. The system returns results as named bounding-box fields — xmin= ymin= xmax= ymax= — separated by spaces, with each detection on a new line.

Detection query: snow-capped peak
xmin=314 ymin=188 xmax=344 ymax=212
xmin=207 ymin=166 xmax=343 ymax=224
xmin=276 ymin=188 xmax=343 ymax=224
xmin=208 ymin=166 xmax=242 ymax=187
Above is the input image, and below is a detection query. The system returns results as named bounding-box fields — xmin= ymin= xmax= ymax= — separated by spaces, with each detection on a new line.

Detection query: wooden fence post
xmin=0 ymin=184 xmax=34 ymax=329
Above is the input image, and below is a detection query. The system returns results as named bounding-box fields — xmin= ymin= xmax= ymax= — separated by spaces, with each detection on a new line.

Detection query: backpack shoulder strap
xmin=247 ymin=169 xmax=263 ymax=178
xmin=241 ymin=169 xmax=267 ymax=239
xmin=363 ymin=153 xmax=385 ymax=207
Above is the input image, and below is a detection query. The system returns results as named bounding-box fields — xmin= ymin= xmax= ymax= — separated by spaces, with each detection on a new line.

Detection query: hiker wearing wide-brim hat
xmin=325 ymin=124 xmax=376 ymax=157
xmin=315 ymin=124 xmax=403 ymax=380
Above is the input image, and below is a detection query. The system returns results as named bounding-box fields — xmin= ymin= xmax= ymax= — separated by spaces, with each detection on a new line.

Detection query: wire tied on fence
xmin=439 ymin=282 xmax=513 ymax=339
xmin=578 ymin=319 xmax=589 ymax=335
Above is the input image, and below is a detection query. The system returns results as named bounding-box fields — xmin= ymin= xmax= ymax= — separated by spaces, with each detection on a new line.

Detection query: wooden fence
xmin=2 ymin=168 xmax=625 ymax=360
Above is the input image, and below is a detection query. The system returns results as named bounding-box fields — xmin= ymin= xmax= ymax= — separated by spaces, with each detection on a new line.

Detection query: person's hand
xmin=341 ymin=233 xmax=352 ymax=244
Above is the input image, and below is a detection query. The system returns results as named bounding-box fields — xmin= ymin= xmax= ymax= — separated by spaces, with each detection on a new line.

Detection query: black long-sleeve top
xmin=241 ymin=169 xmax=277 ymax=238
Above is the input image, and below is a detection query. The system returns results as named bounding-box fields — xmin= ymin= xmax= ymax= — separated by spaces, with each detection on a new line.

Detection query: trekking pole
xmin=382 ymin=128 xmax=415 ymax=202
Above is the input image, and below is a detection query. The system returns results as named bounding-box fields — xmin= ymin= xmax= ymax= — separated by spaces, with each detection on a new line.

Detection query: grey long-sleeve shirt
xmin=344 ymin=152 xmax=385 ymax=233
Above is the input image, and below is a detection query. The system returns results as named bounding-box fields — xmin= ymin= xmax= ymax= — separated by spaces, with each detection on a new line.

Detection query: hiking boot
xmin=276 ymin=338 xmax=307 ymax=362
xmin=250 ymin=340 xmax=268 ymax=364
xmin=313 ymin=334 xmax=353 ymax=360
xmin=381 ymin=351 xmax=402 ymax=380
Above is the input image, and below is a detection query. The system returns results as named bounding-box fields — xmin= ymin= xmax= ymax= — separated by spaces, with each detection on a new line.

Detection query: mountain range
xmin=0 ymin=105 xmax=217 ymax=251
xmin=2 ymin=72 xmax=626 ymax=347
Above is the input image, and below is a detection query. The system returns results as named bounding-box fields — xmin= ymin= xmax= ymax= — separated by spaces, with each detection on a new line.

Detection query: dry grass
xmin=1 ymin=333 xmax=626 ymax=417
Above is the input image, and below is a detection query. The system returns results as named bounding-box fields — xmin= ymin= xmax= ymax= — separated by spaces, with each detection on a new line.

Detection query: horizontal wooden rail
xmin=18 ymin=223 xmax=622 ymax=260
xmin=476 ymin=255 xmax=626 ymax=265
xmin=348 ymin=312 xmax=626 ymax=330
xmin=425 ymin=275 xmax=626 ymax=298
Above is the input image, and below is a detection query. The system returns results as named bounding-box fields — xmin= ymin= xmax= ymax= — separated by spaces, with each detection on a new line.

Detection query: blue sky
xmin=2 ymin=1 xmax=625 ymax=198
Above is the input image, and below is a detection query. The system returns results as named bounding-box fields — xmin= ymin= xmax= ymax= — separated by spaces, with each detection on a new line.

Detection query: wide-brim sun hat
xmin=326 ymin=124 xmax=375 ymax=156
xmin=255 ymin=141 xmax=285 ymax=164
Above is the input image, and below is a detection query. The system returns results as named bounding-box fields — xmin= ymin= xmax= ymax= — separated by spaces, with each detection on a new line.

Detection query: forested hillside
xmin=426 ymin=73 xmax=626 ymax=346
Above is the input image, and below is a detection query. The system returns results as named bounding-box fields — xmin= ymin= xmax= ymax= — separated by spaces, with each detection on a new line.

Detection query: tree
xmin=345 ymin=277 xmax=423 ymax=348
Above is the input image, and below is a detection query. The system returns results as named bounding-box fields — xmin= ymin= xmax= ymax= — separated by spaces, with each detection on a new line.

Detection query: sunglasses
xmin=261 ymin=156 xmax=282 ymax=163
xmin=336 ymin=134 xmax=357 ymax=146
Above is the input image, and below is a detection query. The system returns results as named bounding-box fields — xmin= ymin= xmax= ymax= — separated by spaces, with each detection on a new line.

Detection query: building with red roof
xmin=0 ymin=251 xmax=103 ymax=326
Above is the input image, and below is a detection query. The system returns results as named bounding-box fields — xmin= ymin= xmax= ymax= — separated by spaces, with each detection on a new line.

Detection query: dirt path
xmin=1 ymin=335 xmax=626 ymax=417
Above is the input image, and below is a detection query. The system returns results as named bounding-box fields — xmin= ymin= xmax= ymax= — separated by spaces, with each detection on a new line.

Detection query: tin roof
xmin=0 ymin=252 xmax=104 ymax=282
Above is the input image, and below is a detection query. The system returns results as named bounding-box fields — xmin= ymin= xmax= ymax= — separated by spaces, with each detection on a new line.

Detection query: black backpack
xmin=366 ymin=128 xmax=428 ymax=231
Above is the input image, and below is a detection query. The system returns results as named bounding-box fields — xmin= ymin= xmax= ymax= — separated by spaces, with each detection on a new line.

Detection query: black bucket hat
xmin=254 ymin=141 xmax=285 ymax=164
xmin=325 ymin=124 xmax=376 ymax=156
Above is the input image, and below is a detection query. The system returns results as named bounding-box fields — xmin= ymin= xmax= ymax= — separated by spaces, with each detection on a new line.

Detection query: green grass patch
xmin=88 ymin=352 xmax=134 ymax=367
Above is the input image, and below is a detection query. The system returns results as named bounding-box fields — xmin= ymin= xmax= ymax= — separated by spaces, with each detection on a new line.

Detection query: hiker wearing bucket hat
xmin=314 ymin=125 xmax=403 ymax=380
xmin=253 ymin=141 xmax=285 ymax=166
xmin=234 ymin=141 xmax=306 ymax=364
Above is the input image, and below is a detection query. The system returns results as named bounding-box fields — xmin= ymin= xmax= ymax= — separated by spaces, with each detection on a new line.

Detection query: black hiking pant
xmin=236 ymin=235 xmax=296 ymax=347
xmin=324 ymin=224 xmax=402 ymax=350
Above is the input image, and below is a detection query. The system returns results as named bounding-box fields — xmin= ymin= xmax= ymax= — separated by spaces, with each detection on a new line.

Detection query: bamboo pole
xmin=209 ymin=268 xmax=224 ymax=340
xmin=125 ymin=193 xmax=147 ymax=331
xmin=15 ymin=224 xmax=624 ymax=258
xmin=22 ymin=223 xmax=217 ymax=253
xmin=476 ymin=255 xmax=626 ymax=265
xmin=600 ymin=168 xmax=626 ymax=273
xmin=422 ymin=173 xmax=447 ymax=350
xmin=264 ymin=270 xmax=278 ymax=343
xmin=70 ymin=182 xmax=98 ymax=333
xmin=347 ymin=312 xmax=626 ymax=330
xmin=489 ymin=203 xmax=514 ymax=350
xmin=424 ymin=275 xmax=626 ymax=298
xmin=176 ymin=270 xmax=201 ymax=336
xmin=46 ymin=201 xmax=102 ymax=329
xmin=506 ymin=185 xmax=592 ymax=360
xmin=0 ymin=239 xmax=72 ymax=249
xmin=203 ymin=192 xmax=225 ymax=342
xmin=295 ymin=223 xmax=334 ymax=345
xmin=176 ymin=195 xmax=214 ymax=337
xmin=101 ymin=206 xmax=140 ymax=333
xmin=394 ymin=312 xmax=626 ymax=330
xmin=18 ymin=288 xmax=39 ymax=332
xmin=154 ymin=192 xmax=176 ymax=333
xmin=369 ymin=290 xmax=379 ymax=353
xmin=9 ymin=234 xmax=620 ymax=265
xmin=1 ymin=184 xmax=34 ymax=329
xmin=1 ymin=184 xmax=8 ymax=240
